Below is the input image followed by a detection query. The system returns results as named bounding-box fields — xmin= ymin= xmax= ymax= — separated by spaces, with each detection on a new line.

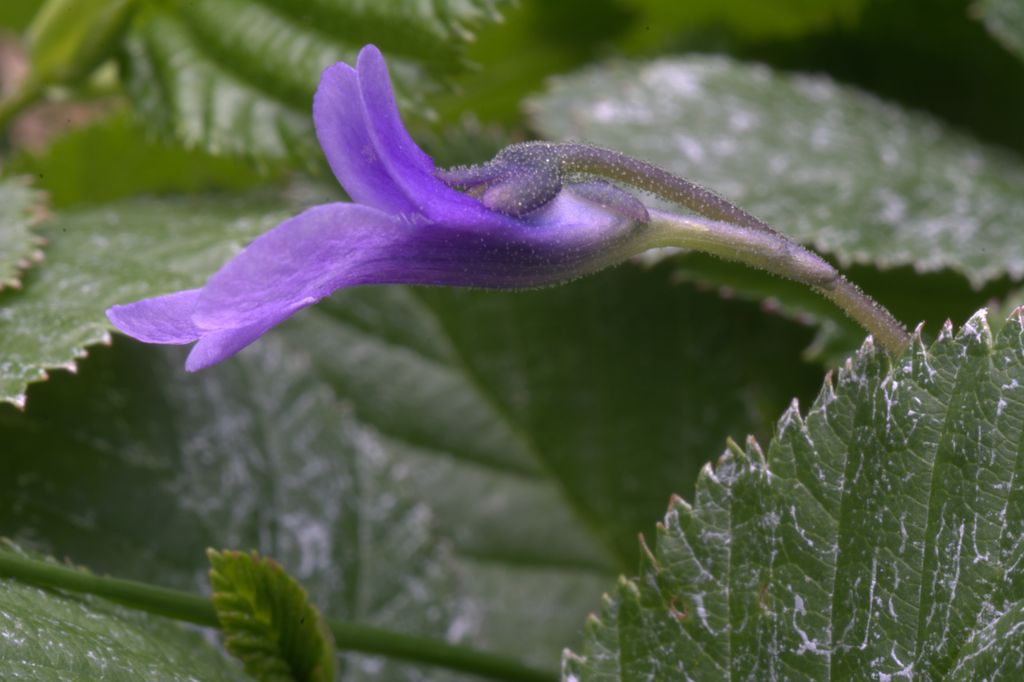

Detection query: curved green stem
xmin=0 ymin=551 xmax=556 ymax=682
xmin=645 ymin=209 xmax=910 ymax=354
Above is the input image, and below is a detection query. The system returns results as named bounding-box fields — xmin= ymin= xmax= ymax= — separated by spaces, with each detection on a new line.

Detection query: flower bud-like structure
xmin=107 ymin=45 xmax=664 ymax=371
xmin=108 ymin=44 xmax=908 ymax=371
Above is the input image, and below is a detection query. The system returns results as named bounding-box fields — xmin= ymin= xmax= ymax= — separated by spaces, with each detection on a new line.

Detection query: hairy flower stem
xmin=645 ymin=210 xmax=911 ymax=354
xmin=440 ymin=142 xmax=779 ymax=234
xmin=0 ymin=551 xmax=556 ymax=682
xmin=551 ymin=142 xmax=779 ymax=234
xmin=441 ymin=140 xmax=910 ymax=352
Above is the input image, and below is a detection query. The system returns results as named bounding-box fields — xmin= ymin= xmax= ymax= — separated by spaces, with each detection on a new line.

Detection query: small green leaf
xmin=120 ymin=0 xmax=508 ymax=163
xmin=209 ymin=549 xmax=335 ymax=682
xmin=26 ymin=0 xmax=137 ymax=86
xmin=566 ymin=308 xmax=1024 ymax=679
xmin=0 ymin=178 xmax=45 ymax=292
xmin=978 ymin=0 xmax=1024 ymax=61
xmin=530 ymin=56 xmax=1024 ymax=287
xmin=0 ymin=189 xmax=303 ymax=406
xmin=0 ymin=542 xmax=248 ymax=682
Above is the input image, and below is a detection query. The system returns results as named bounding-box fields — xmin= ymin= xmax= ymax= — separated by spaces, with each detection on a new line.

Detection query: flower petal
xmin=355 ymin=45 xmax=519 ymax=230
xmin=314 ymin=62 xmax=417 ymax=214
xmin=106 ymin=289 xmax=202 ymax=344
xmin=193 ymin=202 xmax=408 ymax=330
xmin=194 ymin=187 xmax=642 ymax=333
xmin=185 ymin=312 xmax=291 ymax=372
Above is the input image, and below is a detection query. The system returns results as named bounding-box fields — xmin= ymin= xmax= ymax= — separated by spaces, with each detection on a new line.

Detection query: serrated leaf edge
xmin=565 ymin=306 xmax=1024 ymax=678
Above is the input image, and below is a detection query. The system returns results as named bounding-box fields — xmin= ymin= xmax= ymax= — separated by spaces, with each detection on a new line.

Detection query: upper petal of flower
xmin=314 ymin=62 xmax=417 ymax=214
xmin=353 ymin=45 xmax=520 ymax=230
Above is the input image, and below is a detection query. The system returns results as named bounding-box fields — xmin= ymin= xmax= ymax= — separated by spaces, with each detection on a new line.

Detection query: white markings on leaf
xmin=567 ymin=313 xmax=1024 ymax=678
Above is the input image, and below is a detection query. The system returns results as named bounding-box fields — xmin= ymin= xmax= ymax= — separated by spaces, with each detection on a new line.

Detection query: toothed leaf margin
xmin=566 ymin=309 xmax=1024 ymax=680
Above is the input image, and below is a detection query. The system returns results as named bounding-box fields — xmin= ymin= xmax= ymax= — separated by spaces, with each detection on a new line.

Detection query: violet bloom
xmin=109 ymin=45 xmax=911 ymax=366
xmin=106 ymin=45 xmax=655 ymax=371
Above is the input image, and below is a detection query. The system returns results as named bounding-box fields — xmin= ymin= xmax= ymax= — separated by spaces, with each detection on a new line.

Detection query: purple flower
xmin=107 ymin=45 xmax=651 ymax=371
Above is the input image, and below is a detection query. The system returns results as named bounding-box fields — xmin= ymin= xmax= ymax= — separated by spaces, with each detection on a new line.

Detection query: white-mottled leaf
xmin=530 ymin=56 xmax=1024 ymax=287
xmin=0 ymin=544 xmax=249 ymax=682
xmin=0 ymin=179 xmax=45 ymax=291
xmin=566 ymin=308 xmax=1024 ymax=679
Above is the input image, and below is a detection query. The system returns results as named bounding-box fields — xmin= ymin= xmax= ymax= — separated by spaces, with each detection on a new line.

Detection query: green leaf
xmin=566 ymin=308 xmax=1024 ymax=679
xmin=0 ymin=336 xmax=467 ymax=681
xmin=209 ymin=549 xmax=335 ymax=682
xmin=947 ymin=600 xmax=1024 ymax=678
xmin=0 ymin=265 xmax=819 ymax=677
xmin=0 ymin=0 xmax=43 ymax=31
xmin=0 ymin=189 xmax=302 ymax=407
xmin=529 ymin=56 xmax=1024 ymax=287
xmin=989 ymin=286 xmax=1024 ymax=335
xmin=617 ymin=0 xmax=864 ymax=49
xmin=286 ymin=270 xmax=822 ymax=568
xmin=26 ymin=0 xmax=137 ymax=86
xmin=120 ymin=0 xmax=508 ymax=163
xmin=6 ymin=111 xmax=270 ymax=208
xmin=0 ymin=178 xmax=45 ymax=292
xmin=0 ymin=542 xmax=248 ymax=682
xmin=978 ymin=0 xmax=1024 ymax=62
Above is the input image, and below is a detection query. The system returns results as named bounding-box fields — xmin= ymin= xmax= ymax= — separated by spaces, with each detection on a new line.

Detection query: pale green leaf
xmin=0 ymin=543 xmax=249 ymax=682
xmin=566 ymin=308 xmax=1024 ymax=679
xmin=978 ymin=0 xmax=1024 ymax=61
xmin=120 ymin=0 xmax=508 ymax=163
xmin=26 ymin=0 xmax=136 ymax=86
xmin=529 ymin=56 xmax=1024 ymax=287
xmin=617 ymin=0 xmax=864 ymax=50
xmin=0 ymin=190 xmax=302 ymax=407
xmin=0 ymin=178 xmax=45 ymax=291
xmin=209 ymin=549 xmax=335 ymax=682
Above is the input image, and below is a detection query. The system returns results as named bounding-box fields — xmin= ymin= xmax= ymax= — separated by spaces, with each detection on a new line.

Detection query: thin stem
xmin=0 ymin=551 xmax=556 ymax=682
xmin=645 ymin=209 xmax=910 ymax=354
